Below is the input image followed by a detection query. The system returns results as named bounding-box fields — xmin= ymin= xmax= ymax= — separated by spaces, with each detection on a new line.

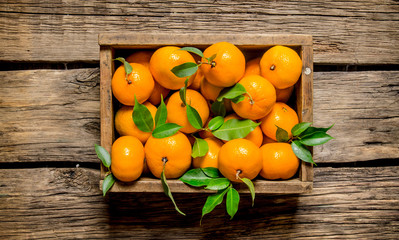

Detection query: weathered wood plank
xmin=313 ymin=71 xmax=399 ymax=163
xmin=0 ymin=0 xmax=398 ymax=64
xmin=0 ymin=69 xmax=398 ymax=163
xmin=0 ymin=69 xmax=101 ymax=162
xmin=0 ymin=166 xmax=398 ymax=239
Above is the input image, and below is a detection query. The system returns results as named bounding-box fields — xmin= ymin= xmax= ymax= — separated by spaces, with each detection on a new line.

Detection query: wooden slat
xmin=0 ymin=1 xmax=398 ymax=64
xmin=0 ymin=69 xmax=398 ymax=163
xmin=313 ymin=71 xmax=399 ymax=163
xmin=0 ymin=69 xmax=101 ymax=162
xmin=0 ymin=166 xmax=397 ymax=239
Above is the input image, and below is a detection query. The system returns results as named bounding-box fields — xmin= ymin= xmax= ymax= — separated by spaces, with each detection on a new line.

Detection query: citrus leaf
xmin=291 ymin=140 xmax=315 ymax=165
xmin=299 ymin=124 xmax=334 ymax=137
xmin=208 ymin=116 xmax=224 ymax=131
xmin=179 ymin=168 xmax=212 ymax=187
xmin=94 ymin=144 xmax=111 ymax=168
xmin=216 ymin=83 xmax=246 ymax=102
xmin=241 ymin=178 xmax=255 ymax=207
xmin=206 ymin=53 xmax=217 ymax=63
xmin=201 ymin=167 xmax=220 ymax=178
xmin=276 ymin=125 xmax=289 ymax=142
xmin=171 ymin=62 xmax=198 ymax=78
xmin=291 ymin=122 xmax=312 ymax=136
xmin=231 ymin=95 xmax=245 ymax=104
xmin=180 ymin=47 xmax=204 ymax=58
xmin=211 ymin=101 xmax=226 ymax=117
xmin=192 ymin=137 xmax=209 ymax=158
xmin=212 ymin=119 xmax=259 ymax=141
xmin=186 ymin=105 xmax=203 ymax=130
xmin=133 ymin=96 xmax=154 ymax=132
xmin=226 ymin=187 xmax=240 ymax=219
xmin=161 ymin=165 xmax=186 ymax=216
xmin=102 ymin=173 xmax=116 ymax=196
xmin=179 ymin=78 xmax=188 ymax=106
xmin=201 ymin=188 xmax=229 ymax=223
xmin=154 ymin=95 xmax=167 ymax=128
xmin=114 ymin=57 xmax=132 ymax=75
xmin=152 ymin=123 xmax=182 ymax=138
xmin=204 ymin=178 xmax=230 ymax=190
xmin=300 ymin=131 xmax=334 ymax=146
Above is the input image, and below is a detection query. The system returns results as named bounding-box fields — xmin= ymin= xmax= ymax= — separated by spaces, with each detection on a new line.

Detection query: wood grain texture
xmin=313 ymin=71 xmax=399 ymax=163
xmin=0 ymin=166 xmax=398 ymax=239
xmin=0 ymin=0 xmax=398 ymax=64
xmin=0 ymin=69 xmax=101 ymax=162
xmin=0 ymin=69 xmax=398 ymax=164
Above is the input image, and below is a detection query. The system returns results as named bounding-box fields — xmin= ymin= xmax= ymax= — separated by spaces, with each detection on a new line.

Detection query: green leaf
xmin=152 ymin=123 xmax=182 ymax=138
xmin=133 ymin=96 xmax=154 ymax=133
xmin=201 ymin=167 xmax=220 ymax=178
xmin=300 ymin=132 xmax=333 ymax=146
xmin=291 ymin=140 xmax=315 ymax=165
xmin=210 ymin=101 xmax=226 ymax=117
xmin=192 ymin=137 xmax=209 ymax=158
xmin=94 ymin=144 xmax=111 ymax=168
xmin=154 ymin=95 xmax=167 ymax=128
xmin=186 ymin=105 xmax=203 ymax=130
xmin=161 ymin=165 xmax=186 ymax=216
xmin=231 ymin=95 xmax=245 ymax=104
xmin=276 ymin=125 xmax=289 ymax=142
xmin=208 ymin=116 xmax=224 ymax=131
xmin=212 ymin=119 xmax=260 ymax=141
xmin=299 ymin=124 xmax=334 ymax=137
xmin=179 ymin=168 xmax=212 ymax=187
xmin=201 ymin=188 xmax=229 ymax=223
xmin=291 ymin=122 xmax=312 ymax=136
xmin=179 ymin=78 xmax=188 ymax=106
xmin=180 ymin=47 xmax=204 ymax=58
xmin=216 ymin=83 xmax=247 ymax=102
xmin=226 ymin=187 xmax=240 ymax=219
xmin=205 ymin=178 xmax=230 ymax=190
xmin=114 ymin=57 xmax=132 ymax=75
xmin=241 ymin=178 xmax=255 ymax=207
xmin=102 ymin=173 xmax=116 ymax=196
xmin=206 ymin=53 xmax=217 ymax=63
xmin=171 ymin=62 xmax=198 ymax=78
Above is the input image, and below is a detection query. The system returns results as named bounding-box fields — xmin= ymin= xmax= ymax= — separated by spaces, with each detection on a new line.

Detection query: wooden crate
xmin=98 ymin=33 xmax=313 ymax=194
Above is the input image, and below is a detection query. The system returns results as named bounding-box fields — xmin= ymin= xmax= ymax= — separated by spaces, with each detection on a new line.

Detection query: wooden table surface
xmin=0 ymin=1 xmax=398 ymax=239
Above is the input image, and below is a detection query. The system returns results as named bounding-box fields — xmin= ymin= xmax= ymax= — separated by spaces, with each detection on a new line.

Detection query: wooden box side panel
xmin=100 ymin=46 xmax=115 ymax=178
xmin=297 ymin=45 xmax=314 ymax=182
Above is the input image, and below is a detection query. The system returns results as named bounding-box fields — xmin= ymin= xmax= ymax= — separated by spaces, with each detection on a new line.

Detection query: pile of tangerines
xmin=107 ymin=42 xmax=303 ymax=185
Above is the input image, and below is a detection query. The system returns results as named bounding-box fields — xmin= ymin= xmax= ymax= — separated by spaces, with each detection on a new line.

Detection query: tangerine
xmin=166 ymin=89 xmax=209 ymax=134
xmin=200 ymin=42 xmax=245 ymax=87
xmin=111 ymin=136 xmax=144 ymax=182
xmin=260 ymin=45 xmax=302 ymax=89
xmin=260 ymin=142 xmax=299 ymax=180
xmin=260 ymin=102 xmax=299 ymax=141
xmin=193 ymin=137 xmax=223 ymax=169
xmin=218 ymin=139 xmax=262 ymax=182
xmin=145 ymin=132 xmax=192 ymax=179
xmin=111 ymin=63 xmax=154 ymax=106
xmin=231 ymin=75 xmax=276 ymax=120
xmin=150 ymin=46 xmax=196 ymax=90
xmin=244 ymin=57 xmax=261 ymax=77
xmin=114 ymin=102 xmax=157 ymax=144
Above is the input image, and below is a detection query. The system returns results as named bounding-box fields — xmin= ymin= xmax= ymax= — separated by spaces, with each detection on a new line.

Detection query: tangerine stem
xmin=162 ymin=157 xmax=168 ymax=166
xmin=246 ymin=92 xmax=255 ymax=105
xmin=270 ymin=64 xmax=276 ymax=71
xmin=125 ymin=74 xmax=132 ymax=84
xmin=235 ymin=169 xmax=242 ymax=180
